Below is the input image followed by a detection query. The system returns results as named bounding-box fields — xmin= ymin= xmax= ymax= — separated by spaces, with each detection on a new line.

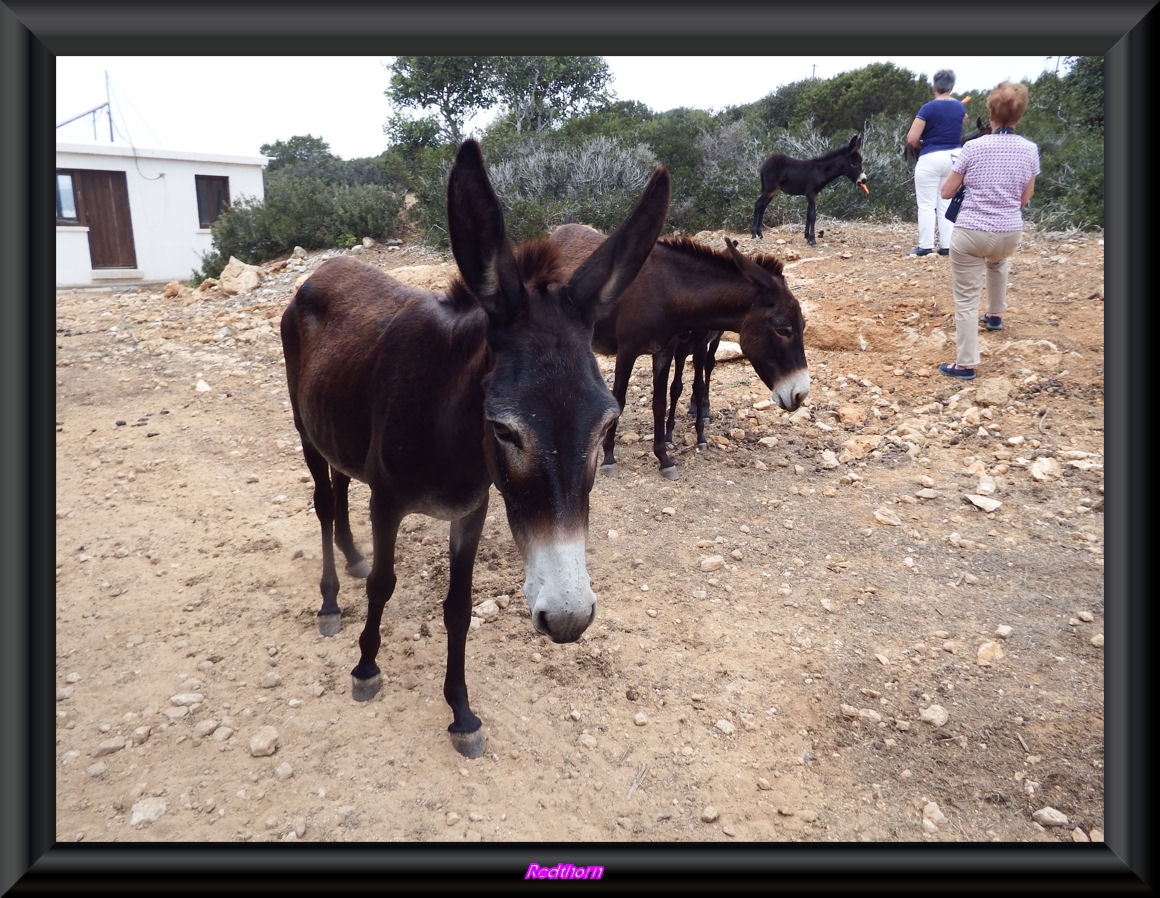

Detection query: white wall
xmin=56 ymin=143 xmax=267 ymax=288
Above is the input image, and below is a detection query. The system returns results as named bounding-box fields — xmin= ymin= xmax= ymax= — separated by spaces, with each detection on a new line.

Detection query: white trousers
xmin=913 ymin=149 xmax=958 ymax=251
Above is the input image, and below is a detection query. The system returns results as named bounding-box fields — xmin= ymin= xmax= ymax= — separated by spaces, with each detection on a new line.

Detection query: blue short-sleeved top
xmin=916 ymin=98 xmax=968 ymax=155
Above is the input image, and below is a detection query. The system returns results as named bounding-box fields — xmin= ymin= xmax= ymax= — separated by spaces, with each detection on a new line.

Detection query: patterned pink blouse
xmin=951 ymin=132 xmax=1041 ymax=233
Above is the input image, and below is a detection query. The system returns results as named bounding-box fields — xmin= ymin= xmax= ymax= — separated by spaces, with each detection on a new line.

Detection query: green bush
xmin=411 ymin=134 xmax=657 ymax=247
xmin=193 ymin=174 xmax=404 ymax=282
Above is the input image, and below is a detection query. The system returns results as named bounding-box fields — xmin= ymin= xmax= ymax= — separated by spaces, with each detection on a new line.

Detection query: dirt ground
xmin=54 ymin=218 xmax=1105 ymax=850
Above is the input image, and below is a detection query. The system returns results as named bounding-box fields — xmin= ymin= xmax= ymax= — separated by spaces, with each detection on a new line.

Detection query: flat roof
xmin=56 ymin=142 xmax=269 ymax=167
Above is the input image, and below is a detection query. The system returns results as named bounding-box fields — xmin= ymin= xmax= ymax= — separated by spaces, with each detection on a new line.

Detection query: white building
xmin=55 ymin=142 xmax=268 ymax=288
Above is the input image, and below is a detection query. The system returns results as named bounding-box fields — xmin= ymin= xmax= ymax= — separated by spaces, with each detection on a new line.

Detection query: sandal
xmin=938 ymin=362 xmax=976 ymax=380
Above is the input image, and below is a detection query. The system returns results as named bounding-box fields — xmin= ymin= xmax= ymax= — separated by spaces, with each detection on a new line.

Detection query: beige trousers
xmin=948 ymin=227 xmax=1022 ymax=368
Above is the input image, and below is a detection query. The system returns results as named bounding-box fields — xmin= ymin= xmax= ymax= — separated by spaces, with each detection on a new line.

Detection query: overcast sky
xmin=55 ymin=56 xmax=1062 ymax=161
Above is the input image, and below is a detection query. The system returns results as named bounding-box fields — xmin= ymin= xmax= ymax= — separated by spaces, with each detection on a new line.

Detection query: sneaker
xmin=938 ymin=248 xmax=950 ymax=256
xmin=939 ymin=362 xmax=976 ymax=380
xmin=908 ymin=247 xmax=933 ymax=257
xmin=982 ymin=315 xmax=1003 ymax=331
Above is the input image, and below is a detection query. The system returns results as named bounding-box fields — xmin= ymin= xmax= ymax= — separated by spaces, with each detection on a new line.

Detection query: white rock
xmin=474 ymin=598 xmax=500 ymax=621
xmin=1029 ymin=457 xmax=1062 ymax=481
xmin=249 ymin=725 xmax=280 ymax=757
xmin=1032 ymin=806 xmax=1069 ymax=827
xmin=965 ymin=494 xmax=1002 ymax=513
xmin=919 ymin=704 xmax=949 ymax=727
xmin=700 ymin=555 xmax=725 ymax=572
xmin=873 ymin=507 xmax=902 ymax=526
xmin=716 ymin=719 xmax=736 ymax=735
xmin=92 ymin=737 xmax=126 ymax=757
xmin=129 ymin=797 xmax=167 ymax=826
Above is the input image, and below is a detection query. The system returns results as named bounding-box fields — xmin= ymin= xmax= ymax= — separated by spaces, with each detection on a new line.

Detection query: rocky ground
xmin=54 ymin=219 xmax=1104 ymax=850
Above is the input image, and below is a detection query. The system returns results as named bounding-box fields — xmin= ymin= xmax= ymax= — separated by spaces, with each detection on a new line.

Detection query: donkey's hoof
xmin=697 ymin=441 xmax=709 ymax=450
xmin=660 ymin=465 xmax=679 ymax=481
xmin=449 ymin=728 xmax=487 ymax=759
xmin=346 ymin=559 xmax=371 ymax=579
xmin=599 ymin=463 xmax=618 ymax=478
xmin=317 ymin=612 xmax=341 ymax=637
xmin=351 ymin=673 xmax=382 ymax=702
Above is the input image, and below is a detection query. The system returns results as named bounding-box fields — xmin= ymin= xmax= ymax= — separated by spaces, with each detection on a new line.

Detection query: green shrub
xmin=193 ymin=174 xmax=404 ymax=283
xmin=411 ymin=135 xmax=657 ymax=247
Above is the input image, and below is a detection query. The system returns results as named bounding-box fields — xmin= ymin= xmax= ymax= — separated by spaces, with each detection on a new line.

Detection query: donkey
xmin=550 ymin=225 xmax=809 ymax=478
xmin=280 ymin=139 xmax=670 ymax=757
xmin=750 ymin=133 xmax=868 ymax=244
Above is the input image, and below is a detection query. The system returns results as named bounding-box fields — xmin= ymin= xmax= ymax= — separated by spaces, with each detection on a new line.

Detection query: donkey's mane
xmin=658 ymin=235 xmax=785 ymax=278
xmin=444 ymin=237 xmax=563 ymax=311
xmin=813 ymin=142 xmax=854 ymax=162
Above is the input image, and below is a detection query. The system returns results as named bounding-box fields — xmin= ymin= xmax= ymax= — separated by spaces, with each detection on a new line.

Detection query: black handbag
xmin=945 ymin=185 xmax=966 ymax=222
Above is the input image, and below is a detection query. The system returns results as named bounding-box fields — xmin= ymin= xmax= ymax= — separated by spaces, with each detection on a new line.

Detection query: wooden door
xmin=76 ymin=170 xmax=137 ymax=269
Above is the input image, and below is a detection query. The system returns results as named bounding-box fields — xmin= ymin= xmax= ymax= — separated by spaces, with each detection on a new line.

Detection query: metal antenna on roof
xmin=105 ymin=71 xmax=113 ymax=141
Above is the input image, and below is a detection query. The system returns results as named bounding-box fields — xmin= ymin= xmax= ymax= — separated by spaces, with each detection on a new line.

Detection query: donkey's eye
xmin=775 ymin=325 xmax=796 ymax=339
xmin=491 ymin=421 xmax=524 ymax=450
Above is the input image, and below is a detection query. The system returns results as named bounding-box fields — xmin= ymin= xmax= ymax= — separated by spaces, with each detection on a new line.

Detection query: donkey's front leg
xmin=601 ymin=352 xmax=637 ymax=476
xmin=805 ymin=196 xmax=818 ymax=246
xmin=350 ymin=490 xmax=402 ymax=702
xmin=443 ymin=500 xmax=488 ymax=759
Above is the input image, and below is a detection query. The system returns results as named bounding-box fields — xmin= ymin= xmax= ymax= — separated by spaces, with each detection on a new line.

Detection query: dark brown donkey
xmin=549 ymin=224 xmax=810 ymax=479
xmin=750 ymin=133 xmax=868 ymax=244
xmin=281 ymin=140 xmax=670 ymax=757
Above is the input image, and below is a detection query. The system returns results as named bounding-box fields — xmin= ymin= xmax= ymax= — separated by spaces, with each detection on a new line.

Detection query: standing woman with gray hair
xmin=937 ymin=81 xmax=1040 ymax=380
xmin=906 ymin=68 xmax=969 ymax=256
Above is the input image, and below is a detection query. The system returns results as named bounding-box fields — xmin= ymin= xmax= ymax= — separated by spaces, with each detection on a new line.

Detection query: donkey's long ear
xmin=565 ymin=166 xmax=671 ymax=324
xmin=850 ymin=134 xmax=862 ymax=151
xmin=725 ymin=237 xmax=780 ymax=292
xmin=446 ymin=139 xmax=526 ymax=325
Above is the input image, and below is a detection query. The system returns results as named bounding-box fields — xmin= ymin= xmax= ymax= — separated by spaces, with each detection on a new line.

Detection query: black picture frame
xmin=4 ymin=2 xmax=1152 ymax=892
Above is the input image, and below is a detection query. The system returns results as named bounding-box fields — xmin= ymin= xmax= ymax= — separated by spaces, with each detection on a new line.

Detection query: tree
xmin=386 ymin=56 xmax=497 ymax=144
xmin=794 ymin=62 xmax=928 ymax=138
xmin=1062 ymin=55 xmax=1103 ymax=133
xmin=260 ymin=135 xmax=334 ymax=173
xmin=489 ymin=56 xmax=611 ymax=134
xmin=734 ymin=78 xmax=816 ymax=133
